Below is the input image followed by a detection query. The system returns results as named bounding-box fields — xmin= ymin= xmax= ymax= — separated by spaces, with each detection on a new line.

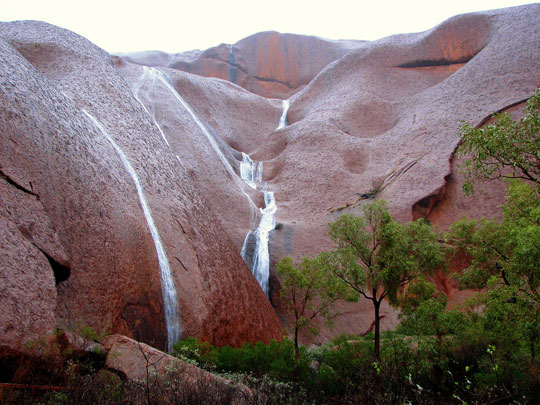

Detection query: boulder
xmin=104 ymin=334 xmax=252 ymax=404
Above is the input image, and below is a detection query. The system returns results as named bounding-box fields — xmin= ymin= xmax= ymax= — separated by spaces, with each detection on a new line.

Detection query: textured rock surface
xmin=104 ymin=334 xmax=251 ymax=403
xmin=121 ymin=31 xmax=364 ymax=99
xmin=113 ymin=58 xmax=282 ymax=250
xmin=264 ymin=4 xmax=540 ymax=339
xmin=0 ymin=21 xmax=282 ymax=351
xmin=2 ymin=4 xmax=539 ymax=353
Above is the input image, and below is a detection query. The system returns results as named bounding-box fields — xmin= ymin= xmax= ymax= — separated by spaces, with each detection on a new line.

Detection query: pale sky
xmin=2 ymin=0 xmax=534 ymax=54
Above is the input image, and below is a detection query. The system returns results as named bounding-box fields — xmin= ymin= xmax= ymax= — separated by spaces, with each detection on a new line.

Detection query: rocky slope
xmin=1 ymin=4 xmax=539 ymax=353
xmin=0 ymin=21 xmax=282 ymax=352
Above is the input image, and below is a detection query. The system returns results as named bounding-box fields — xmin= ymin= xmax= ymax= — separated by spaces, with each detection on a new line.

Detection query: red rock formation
xmin=121 ymin=31 xmax=365 ymax=99
xmin=265 ymin=4 xmax=540 ymax=339
xmin=0 ymin=21 xmax=282 ymax=352
xmin=1 ymin=4 xmax=539 ymax=354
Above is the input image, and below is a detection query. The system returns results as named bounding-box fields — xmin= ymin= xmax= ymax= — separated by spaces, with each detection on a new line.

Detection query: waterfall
xmin=130 ymin=66 xmax=280 ymax=297
xmin=238 ymin=98 xmax=290 ymax=296
xmin=145 ymin=68 xmax=238 ymax=177
xmin=238 ymin=152 xmax=276 ymax=296
xmin=228 ymin=45 xmax=237 ymax=84
xmin=240 ymin=152 xmax=262 ymax=189
xmin=277 ymin=99 xmax=290 ymax=129
xmin=240 ymin=187 xmax=276 ymax=296
xmin=82 ymin=110 xmax=181 ymax=352
xmin=138 ymin=68 xmax=258 ymax=221
xmin=132 ymin=67 xmax=186 ymax=170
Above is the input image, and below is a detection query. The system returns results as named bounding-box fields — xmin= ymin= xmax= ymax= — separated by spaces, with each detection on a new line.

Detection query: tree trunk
xmin=294 ymin=326 xmax=300 ymax=380
xmin=294 ymin=326 xmax=300 ymax=363
xmin=374 ymin=300 xmax=381 ymax=361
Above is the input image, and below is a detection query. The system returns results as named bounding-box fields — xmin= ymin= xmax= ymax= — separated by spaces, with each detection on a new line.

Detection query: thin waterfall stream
xmin=277 ymin=99 xmax=290 ymax=129
xmin=239 ymin=99 xmax=288 ymax=296
xmin=129 ymin=66 xmax=288 ymax=297
xmin=239 ymin=153 xmax=276 ymax=296
xmin=83 ymin=110 xmax=181 ymax=352
xmin=139 ymin=68 xmax=258 ymax=218
xmin=132 ymin=67 xmax=171 ymax=147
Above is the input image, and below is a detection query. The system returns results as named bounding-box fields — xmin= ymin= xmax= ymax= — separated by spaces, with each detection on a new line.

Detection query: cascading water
xmin=277 ymin=99 xmax=290 ymax=129
xmin=240 ymin=186 xmax=277 ymax=296
xmin=240 ymin=152 xmax=262 ymax=189
xmin=145 ymin=68 xmax=238 ymax=178
xmin=130 ymin=66 xmax=285 ymax=297
xmin=238 ymin=100 xmax=290 ymax=296
xmin=132 ymin=67 xmax=190 ymax=170
xmin=82 ymin=110 xmax=181 ymax=352
xmin=136 ymin=68 xmax=259 ymax=223
xmin=132 ymin=67 xmax=171 ymax=147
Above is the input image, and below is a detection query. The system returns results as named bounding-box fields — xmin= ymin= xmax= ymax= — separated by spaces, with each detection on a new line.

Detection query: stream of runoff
xmin=239 ymin=153 xmax=277 ymax=296
xmin=83 ymin=110 xmax=181 ymax=352
xmin=137 ymin=68 xmax=258 ymax=218
xmin=239 ymin=98 xmax=288 ymax=296
xmin=130 ymin=66 xmax=290 ymax=297
xmin=277 ymin=99 xmax=290 ymax=130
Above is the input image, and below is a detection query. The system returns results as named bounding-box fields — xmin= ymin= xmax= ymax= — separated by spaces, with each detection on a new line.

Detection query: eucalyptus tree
xmin=450 ymin=87 xmax=540 ymax=360
xmin=321 ymin=200 xmax=444 ymax=359
xmin=276 ymin=255 xmax=355 ymax=363
xmin=458 ymin=87 xmax=540 ymax=194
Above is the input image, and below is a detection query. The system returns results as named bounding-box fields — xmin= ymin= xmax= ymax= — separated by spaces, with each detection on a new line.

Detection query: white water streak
xmin=277 ymin=99 xmax=290 ymax=129
xmin=240 ymin=152 xmax=262 ymax=189
xmin=240 ymin=188 xmax=276 ymax=295
xmin=238 ymin=155 xmax=278 ymax=295
xmin=144 ymin=68 xmax=258 ymax=219
xmin=147 ymin=68 xmax=237 ymax=176
xmin=83 ymin=110 xmax=181 ymax=352
xmin=133 ymin=66 xmax=277 ymax=297
xmin=133 ymin=68 xmax=170 ymax=147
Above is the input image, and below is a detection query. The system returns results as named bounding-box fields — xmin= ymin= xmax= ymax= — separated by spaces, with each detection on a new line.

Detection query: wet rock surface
xmin=0 ymin=21 xmax=281 ymax=351
xmin=1 ymin=4 xmax=540 ymax=352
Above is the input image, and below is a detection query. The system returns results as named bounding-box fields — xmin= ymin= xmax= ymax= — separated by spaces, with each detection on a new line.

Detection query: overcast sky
xmin=2 ymin=0 xmax=534 ymax=53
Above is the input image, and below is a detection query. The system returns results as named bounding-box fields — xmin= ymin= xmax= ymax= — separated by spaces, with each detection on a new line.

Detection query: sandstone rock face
xmin=113 ymin=58 xmax=282 ymax=250
xmin=121 ymin=31 xmax=364 ymax=99
xmin=122 ymin=4 xmax=539 ymax=341
xmin=0 ymin=21 xmax=282 ymax=351
xmin=2 ymin=4 xmax=539 ymax=353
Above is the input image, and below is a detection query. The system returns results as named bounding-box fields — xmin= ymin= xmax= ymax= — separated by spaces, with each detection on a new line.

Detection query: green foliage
xmin=173 ymin=337 xmax=303 ymax=381
xmin=173 ymin=336 xmax=213 ymax=368
xmin=447 ymin=181 xmax=540 ymax=370
xmin=441 ymin=183 xmax=540 ymax=397
xmin=448 ymin=181 xmax=540 ymax=312
xmin=276 ymin=254 xmax=355 ymax=361
xmin=78 ymin=324 xmax=108 ymax=342
xmin=322 ymin=200 xmax=444 ymax=359
xmin=326 ymin=200 xmax=443 ymax=306
xmin=216 ymin=340 xmax=299 ymax=380
xmin=458 ymin=89 xmax=540 ymax=192
xmin=458 ymin=87 xmax=540 ymax=193
xmin=437 ymin=89 xmax=540 ymax=400
xmin=398 ymin=278 xmax=468 ymax=340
